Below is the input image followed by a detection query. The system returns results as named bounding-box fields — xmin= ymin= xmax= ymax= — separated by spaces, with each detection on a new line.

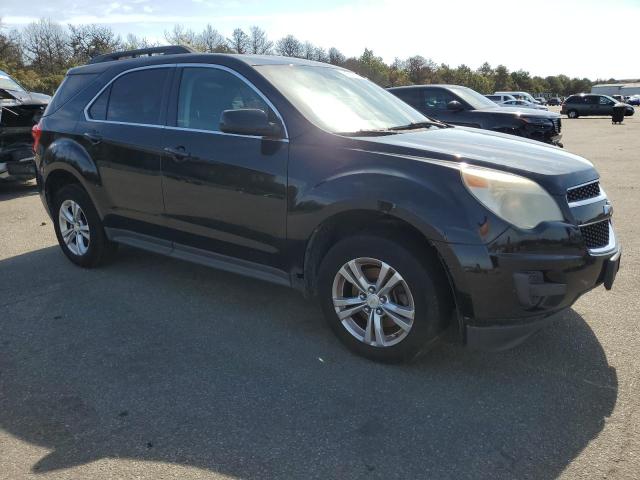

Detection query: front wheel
xmin=53 ymin=184 xmax=117 ymax=268
xmin=567 ymin=110 xmax=579 ymax=119
xmin=317 ymin=235 xmax=450 ymax=362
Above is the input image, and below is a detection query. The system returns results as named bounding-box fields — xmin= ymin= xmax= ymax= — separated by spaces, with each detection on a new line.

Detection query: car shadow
xmin=0 ymin=246 xmax=618 ymax=479
xmin=0 ymin=180 xmax=38 ymax=201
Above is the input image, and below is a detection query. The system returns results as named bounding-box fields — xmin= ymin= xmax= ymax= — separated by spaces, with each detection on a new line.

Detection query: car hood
xmin=350 ymin=126 xmax=596 ymax=195
xmin=0 ymin=89 xmax=51 ymax=106
xmin=475 ymin=105 xmax=559 ymax=118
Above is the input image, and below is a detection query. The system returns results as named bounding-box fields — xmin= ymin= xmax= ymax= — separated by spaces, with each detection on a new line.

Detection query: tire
xmin=567 ymin=110 xmax=579 ymax=119
xmin=317 ymin=234 xmax=450 ymax=363
xmin=53 ymin=184 xmax=117 ymax=268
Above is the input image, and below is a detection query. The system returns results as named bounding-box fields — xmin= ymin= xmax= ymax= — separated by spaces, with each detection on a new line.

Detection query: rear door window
xmin=100 ymin=68 xmax=171 ymax=125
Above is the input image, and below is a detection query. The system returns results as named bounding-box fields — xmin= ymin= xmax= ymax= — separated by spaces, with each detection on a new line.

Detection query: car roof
xmin=388 ymin=84 xmax=471 ymax=90
xmin=69 ymin=52 xmax=334 ymax=75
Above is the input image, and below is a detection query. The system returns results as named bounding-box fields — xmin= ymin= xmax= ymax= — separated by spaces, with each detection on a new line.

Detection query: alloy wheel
xmin=58 ymin=199 xmax=90 ymax=256
xmin=331 ymin=257 xmax=415 ymax=347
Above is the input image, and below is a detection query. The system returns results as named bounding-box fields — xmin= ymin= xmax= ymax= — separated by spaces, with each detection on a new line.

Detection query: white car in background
xmin=495 ymin=91 xmax=541 ymax=105
xmin=485 ymin=94 xmax=517 ymax=104
xmin=501 ymin=99 xmax=549 ymax=111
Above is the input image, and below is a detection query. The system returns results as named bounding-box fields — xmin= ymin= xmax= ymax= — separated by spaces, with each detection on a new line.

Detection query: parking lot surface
xmin=1 ymin=109 xmax=639 ymax=479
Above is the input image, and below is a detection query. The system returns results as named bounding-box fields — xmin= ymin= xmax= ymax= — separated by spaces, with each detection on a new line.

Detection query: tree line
xmin=1 ymin=18 xmax=598 ymax=96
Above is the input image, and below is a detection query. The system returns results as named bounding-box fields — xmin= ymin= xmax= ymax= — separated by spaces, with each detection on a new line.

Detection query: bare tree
xmin=0 ymin=19 xmax=23 ymax=66
xmin=68 ymin=24 xmax=122 ymax=63
xmin=227 ymin=28 xmax=250 ymax=54
xmin=302 ymin=41 xmax=316 ymax=60
xmin=21 ymin=19 xmax=71 ymax=74
xmin=122 ymin=33 xmax=156 ymax=50
xmin=198 ymin=24 xmax=228 ymax=53
xmin=314 ymin=47 xmax=329 ymax=63
xmin=328 ymin=47 xmax=346 ymax=65
xmin=248 ymin=26 xmax=272 ymax=54
xmin=164 ymin=24 xmax=198 ymax=48
xmin=275 ymin=34 xmax=302 ymax=57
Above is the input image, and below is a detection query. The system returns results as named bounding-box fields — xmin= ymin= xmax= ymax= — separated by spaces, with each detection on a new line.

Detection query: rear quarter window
xmin=43 ymin=73 xmax=99 ymax=116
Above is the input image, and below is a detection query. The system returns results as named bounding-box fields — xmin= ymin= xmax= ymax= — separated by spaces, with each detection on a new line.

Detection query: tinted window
xmin=177 ymin=67 xmax=271 ymax=132
xmin=599 ymin=96 xmax=614 ymax=105
xmin=566 ymin=96 xmax=583 ymax=104
xmin=392 ymin=88 xmax=422 ymax=107
xmin=44 ymin=73 xmax=98 ymax=117
xmin=106 ymin=68 xmax=169 ymax=125
xmin=88 ymin=86 xmax=110 ymax=120
xmin=423 ymin=89 xmax=456 ymax=109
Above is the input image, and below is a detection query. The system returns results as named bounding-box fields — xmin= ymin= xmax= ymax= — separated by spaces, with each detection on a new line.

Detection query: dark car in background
xmin=561 ymin=94 xmax=635 ymax=118
xmin=389 ymin=84 xmax=562 ymax=146
xmin=34 ymin=47 xmax=619 ymax=362
xmin=547 ymin=97 xmax=563 ymax=106
xmin=0 ymin=69 xmax=50 ymax=182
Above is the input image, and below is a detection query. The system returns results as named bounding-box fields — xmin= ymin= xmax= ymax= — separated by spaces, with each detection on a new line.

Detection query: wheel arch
xmin=41 ymin=138 xmax=103 ymax=216
xmin=301 ymin=208 xmax=463 ymax=335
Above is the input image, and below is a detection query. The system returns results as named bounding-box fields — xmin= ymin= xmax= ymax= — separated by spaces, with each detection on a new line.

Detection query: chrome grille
xmin=580 ymin=221 xmax=610 ymax=249
xmin=567 ymin=181 xmax=600 ymax=204
xmin=551 ymin=118 xmax=561 ymax=134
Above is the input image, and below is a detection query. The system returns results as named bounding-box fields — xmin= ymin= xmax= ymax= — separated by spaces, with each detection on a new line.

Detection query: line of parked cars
xmin=28 ymin=46 xmax=620 ymax=362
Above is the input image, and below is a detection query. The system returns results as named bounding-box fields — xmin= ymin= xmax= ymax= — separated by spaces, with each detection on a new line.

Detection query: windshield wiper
xmin=337 ymin=129 xmax=399 ymax=137
xmin=389 ymin=120 xmax=449 ymax=131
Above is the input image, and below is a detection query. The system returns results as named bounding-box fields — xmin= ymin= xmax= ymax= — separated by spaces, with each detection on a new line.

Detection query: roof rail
xmin=88 ymin=45 xmax=196 ymax=64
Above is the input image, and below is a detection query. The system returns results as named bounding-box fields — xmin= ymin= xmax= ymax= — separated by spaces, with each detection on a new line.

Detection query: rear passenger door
xmin=160 ymin=65 xmax=289 ymax=273
xmin=82 ymin=66 xmax=174 ymax=234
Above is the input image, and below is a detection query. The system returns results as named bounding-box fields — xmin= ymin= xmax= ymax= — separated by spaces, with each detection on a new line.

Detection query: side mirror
xmin=219 ymin=109 xmax=283 ymax=138
xmin=447 ymin=100 xmax=464 ymax=111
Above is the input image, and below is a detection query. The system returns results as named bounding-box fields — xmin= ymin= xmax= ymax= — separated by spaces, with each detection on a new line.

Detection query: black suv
xmin=388 ymin=85 xmax=563 ymax=146
xmin=34 ymin=47 xmax=620 ymax=362
xmin=561 ymin=94 xmax=635 ymax=118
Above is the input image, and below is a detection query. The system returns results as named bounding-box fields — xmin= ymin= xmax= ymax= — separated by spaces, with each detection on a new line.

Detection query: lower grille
xmin=580 ymin=221 xmax=610 ymax=249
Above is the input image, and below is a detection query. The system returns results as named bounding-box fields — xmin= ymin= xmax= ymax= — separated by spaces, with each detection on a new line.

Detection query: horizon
xmin=2 ymin=0 xmax=639 ymax=80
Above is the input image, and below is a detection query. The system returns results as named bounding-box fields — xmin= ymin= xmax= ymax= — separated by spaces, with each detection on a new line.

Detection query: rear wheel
xmin=317 ymin=235 xmax=450 ymax=362
xmin=53 ymin=184 xmax=117 ymax=267
xmin=567 ymin=110 xmax=579 ymax=119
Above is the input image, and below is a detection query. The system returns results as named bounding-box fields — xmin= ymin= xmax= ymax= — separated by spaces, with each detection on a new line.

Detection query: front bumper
xmin=522 ymin=122 xmax=562 ymax=145
xmin=438 ymin=220 xmax=620 ymax=351
xmin=465 ymin=249 xmax=620 ymax=350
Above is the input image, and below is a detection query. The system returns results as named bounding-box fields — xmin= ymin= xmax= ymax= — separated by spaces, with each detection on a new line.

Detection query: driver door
xmin=160 ymin=66 xmax=289 ymax=272
xmin=421 ymin=88 xmax=477 ymax=127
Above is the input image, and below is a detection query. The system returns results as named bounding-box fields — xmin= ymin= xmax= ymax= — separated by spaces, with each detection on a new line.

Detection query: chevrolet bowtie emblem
xmin=603 ymin=204 xmax=613 ymax=216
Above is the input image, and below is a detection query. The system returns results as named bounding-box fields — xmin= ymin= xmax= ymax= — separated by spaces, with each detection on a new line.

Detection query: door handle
xmin=163 ymin=146 xmax=191 ymax=162
xmin=83 ymin=132 xmax=102 ymax=145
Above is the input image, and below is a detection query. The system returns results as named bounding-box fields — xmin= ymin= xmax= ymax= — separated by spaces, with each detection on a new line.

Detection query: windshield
xmin=450 ymin=86 xmax=498 ymax=109
xmin=0 ymin=71 xmax=25 ymax=92
xmin=255 ymin=65 xmax=428 ymax=133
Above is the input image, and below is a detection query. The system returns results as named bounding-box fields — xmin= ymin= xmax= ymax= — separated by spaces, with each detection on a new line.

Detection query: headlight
xmin=461 ymin=164 xmax=563 ymax=229
xmin=522 ymin=116 xmax=553 ymax=125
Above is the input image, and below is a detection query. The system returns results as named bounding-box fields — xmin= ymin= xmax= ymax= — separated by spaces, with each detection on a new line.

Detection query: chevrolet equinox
xmin=33 ymin=46 xmax=621 ymax=362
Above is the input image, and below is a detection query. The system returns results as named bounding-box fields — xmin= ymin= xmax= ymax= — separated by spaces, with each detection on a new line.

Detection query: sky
xmin=1 ymin=0 xmax=639 ymax=80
